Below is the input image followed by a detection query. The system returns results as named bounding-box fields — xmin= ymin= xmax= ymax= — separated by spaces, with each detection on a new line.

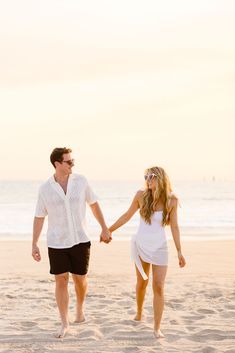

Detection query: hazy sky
xmin=0 ymin=0 xmax=235 ymax=180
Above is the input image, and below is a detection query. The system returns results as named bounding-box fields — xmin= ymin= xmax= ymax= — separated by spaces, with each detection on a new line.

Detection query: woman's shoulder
xmin=136 ymin=189 xmax=144 ymax=196
xmin=134 ymin=189 xmax=144 ymax=201
xmin=169 ymin=191 xmax=178 ymax=200
xmin=168 ymin=192 xmax=179 ymax=208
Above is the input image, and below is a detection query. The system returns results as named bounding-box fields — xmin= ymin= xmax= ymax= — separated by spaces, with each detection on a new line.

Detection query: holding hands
xmin=100 ymin=227 xmax=112 ymax=244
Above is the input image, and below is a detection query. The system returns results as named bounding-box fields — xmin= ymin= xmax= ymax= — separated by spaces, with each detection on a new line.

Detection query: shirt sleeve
xmin=35 ymin=192 xmax=48 ymax=217
xmin=85 ymin=181 xmax=98 ymax=205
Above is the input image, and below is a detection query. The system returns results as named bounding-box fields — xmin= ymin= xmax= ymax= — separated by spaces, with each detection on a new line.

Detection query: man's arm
xmin=89 ymin=202 xmax=111 ymax=243
xmin=32 ymin=217 xmax=45 ymax=261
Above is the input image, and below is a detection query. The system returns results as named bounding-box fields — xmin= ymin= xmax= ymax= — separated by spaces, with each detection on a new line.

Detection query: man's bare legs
xmin=72 ymin=274 xmax=87 ymax=323
xmin=134 ymin=259 xmax=150 ymax=321
xmin=55 ymin=272 xmax=70 ymax=338
xmin=152 ymin=265 xmax=167 ymax=338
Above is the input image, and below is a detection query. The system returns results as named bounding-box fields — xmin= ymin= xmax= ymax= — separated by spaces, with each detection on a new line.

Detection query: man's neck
xmin=54 ymin=172 xmax=70 ymax=183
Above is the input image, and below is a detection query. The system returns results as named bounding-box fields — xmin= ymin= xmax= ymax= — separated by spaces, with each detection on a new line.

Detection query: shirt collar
xmin=49 ymin=173 xmax=75 ymax=184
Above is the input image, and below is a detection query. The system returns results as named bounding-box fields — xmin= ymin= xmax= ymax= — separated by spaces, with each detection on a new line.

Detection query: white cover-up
xmin=131 ymin=211 xmax=168 ymax=280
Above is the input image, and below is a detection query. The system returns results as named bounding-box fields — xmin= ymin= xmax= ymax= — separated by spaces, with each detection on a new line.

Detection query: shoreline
xmin=1 ymin=233 xmax=235 ymax=241
xmin=1 ymin=225 xmax=235 ymax=242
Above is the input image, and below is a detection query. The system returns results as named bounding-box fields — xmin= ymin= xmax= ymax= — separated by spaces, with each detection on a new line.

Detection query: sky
xmin=0 ymin=0 xmax=235 ymax=181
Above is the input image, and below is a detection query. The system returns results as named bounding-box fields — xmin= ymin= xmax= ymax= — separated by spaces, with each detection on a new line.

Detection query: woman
xmin=109 ymin=166 xmax=186 ymax=339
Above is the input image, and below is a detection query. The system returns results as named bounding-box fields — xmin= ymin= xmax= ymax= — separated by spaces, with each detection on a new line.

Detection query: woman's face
xmin=144 ymin=172 xmax=157 ymax=190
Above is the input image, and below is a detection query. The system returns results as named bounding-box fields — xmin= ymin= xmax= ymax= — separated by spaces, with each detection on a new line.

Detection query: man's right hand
xmin=100 ymin=228 xmax=112 ymax=244
xmin=32 ymin=244 xmax=41 ymax=262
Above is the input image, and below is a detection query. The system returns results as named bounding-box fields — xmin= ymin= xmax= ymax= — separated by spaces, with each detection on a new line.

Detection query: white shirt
xmin=35 ymin=173 xmax=97 ymax=249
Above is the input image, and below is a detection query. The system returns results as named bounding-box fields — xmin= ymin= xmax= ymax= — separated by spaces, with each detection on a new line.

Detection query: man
xmin=32 ymin=147 xmax=111 ymax=338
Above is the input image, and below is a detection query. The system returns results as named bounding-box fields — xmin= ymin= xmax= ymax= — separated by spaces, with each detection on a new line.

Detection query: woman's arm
xmin=169 ymin=198 xmax=186 ymax=268
xmin=109 ymin=191 xmax=142 ymax=233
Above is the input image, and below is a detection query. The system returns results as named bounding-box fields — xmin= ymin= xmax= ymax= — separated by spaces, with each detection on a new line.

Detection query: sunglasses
xmin=144 ymin=173 xmax=157 ymax=181
xmin=62 ymin=159 xmax=74 ymax=166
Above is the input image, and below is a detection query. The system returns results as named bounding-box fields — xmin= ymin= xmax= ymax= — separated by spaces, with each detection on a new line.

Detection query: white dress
xmin=131 ymin=211 xmax=168 ymax=280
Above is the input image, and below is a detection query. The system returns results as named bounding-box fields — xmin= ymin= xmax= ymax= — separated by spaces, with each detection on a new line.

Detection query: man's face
xmin=57 ymin=153 xmax=74 ymax=174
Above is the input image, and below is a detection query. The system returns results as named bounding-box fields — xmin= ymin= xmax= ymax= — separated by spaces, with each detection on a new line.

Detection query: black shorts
xmin=48 ymin=241 xmax=91 ymax=275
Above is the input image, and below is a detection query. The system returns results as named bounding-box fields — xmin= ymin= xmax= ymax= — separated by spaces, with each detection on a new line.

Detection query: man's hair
xmin=50 ymin=147 xmax=72 ymax=168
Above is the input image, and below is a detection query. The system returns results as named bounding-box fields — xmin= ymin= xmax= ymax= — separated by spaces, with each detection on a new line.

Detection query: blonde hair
xmin=139 ymin=166 xmax=174 ymax=226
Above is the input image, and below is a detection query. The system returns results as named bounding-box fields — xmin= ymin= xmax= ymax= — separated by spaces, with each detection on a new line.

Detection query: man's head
xmin=50 ymin=147 xmax=74 ymax=173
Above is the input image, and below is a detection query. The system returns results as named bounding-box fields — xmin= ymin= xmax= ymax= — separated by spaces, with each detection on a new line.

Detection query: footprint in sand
xmin=109 ymin=328 xmax=151 ymax=340
xmin=123 ymin=346 xmax=142 ymax=353
xmin=119 ymin=319 xmax=137 ymax=326
xmin=101 ymin=299 xmax=114 ymax=305
xmin=35 ymin=317 xmax=50 ymax=322
xmin=220 ymin=311 xmax=235 ymax=318
xmin=206 ymin=291 xmax=223 ymax=299
xmin=170 ymin=298 xmax=184 ymax=303
xmin=225 ymin=304 xmax=235 ymax=310
xmin=189 ymin=329 xmax=235 ymax=342
xmin=197 ymin=308 xmax=215 ymax=314
xmin=127 ymin=308 xmax=136 ymax=315
xmin=78 ymin=328 xmax=103 ymax=340
xmin=164 ymin=333 xmax=181 ymax=343
xmin=166 ymin=299 xmax=184 ymax=309
xmin=170 ymin=319 xmax=179 ymax=325
xmin=186 ymin=326 xmax=198 ymax=332
xmin=13 ymin=321 xmax=38 ymax=331
xmin=100 ymin=323 xmax=122 ymax=335
xmin=88 ymin=294 xmax=106 ymax=298
xmin=122 ymin=291 xmax=135 ymax=299
xmin=182 ymin=314 xmax=205 ymax=321
xmin=197 ymin=346 xmax=218 ymax=353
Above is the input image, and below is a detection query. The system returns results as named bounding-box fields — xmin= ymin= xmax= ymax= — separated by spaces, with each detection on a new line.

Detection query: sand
xmin=0 ymin=239 xmax=235 ymax=353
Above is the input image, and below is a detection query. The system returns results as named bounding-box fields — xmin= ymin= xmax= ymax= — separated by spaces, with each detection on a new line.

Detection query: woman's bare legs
xmin=152 ymin=265 xmax=167 ymax=338
xmin=134 ymin=259 xmax=150 ymax=321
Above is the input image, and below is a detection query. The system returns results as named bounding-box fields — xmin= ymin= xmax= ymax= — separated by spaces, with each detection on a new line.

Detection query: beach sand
xmin=0 ymin=239 xmax=235 ymax=353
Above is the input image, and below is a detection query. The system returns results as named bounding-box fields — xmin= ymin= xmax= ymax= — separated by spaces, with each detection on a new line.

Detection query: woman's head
xmin=144 ymin=166 xmax=171 ymax=194
xmin=140 ymin=166 xmax=173 ymax=226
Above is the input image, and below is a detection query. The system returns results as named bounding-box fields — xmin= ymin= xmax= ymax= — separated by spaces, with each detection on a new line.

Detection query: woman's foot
xmin=55 ymin=324 xmax=69 ymax=338
xmin=74 ymin=311 xmax=85 ymax=323
xmin=134 ymin=311 xmax=144 ymax=321
xmin=154 ymin=329 xmax=165 ymax=338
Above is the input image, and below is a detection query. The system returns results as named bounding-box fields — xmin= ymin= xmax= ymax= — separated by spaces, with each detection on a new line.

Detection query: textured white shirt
xmin=35 ymin=173 xmax=97 ymax=249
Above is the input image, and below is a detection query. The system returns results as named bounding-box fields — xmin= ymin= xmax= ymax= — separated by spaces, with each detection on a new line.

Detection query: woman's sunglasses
xmin=144 ymin=173 xmax=157 ymax=181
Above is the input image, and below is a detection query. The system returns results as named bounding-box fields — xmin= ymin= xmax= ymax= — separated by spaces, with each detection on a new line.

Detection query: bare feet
xmin=154 ymin=329 xmax=165 ymax=339
xmin=134 ymin=312 xmax=143 ymax=321
xmin=55 ymin=324 xmax=69 ymax=339
xmin=74 ymin=311 xmax=85 ymax=323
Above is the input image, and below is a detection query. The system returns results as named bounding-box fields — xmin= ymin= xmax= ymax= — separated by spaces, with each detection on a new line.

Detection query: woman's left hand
xmin=178 ymin=252 xmax=186 ymax=268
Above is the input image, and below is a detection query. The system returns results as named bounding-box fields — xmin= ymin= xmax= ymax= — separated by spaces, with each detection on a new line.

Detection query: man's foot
xmin=134 ymin=312 xmax=143 ymax=321
xmin=154 ymin=329 xmax=165 ymax=339
xmin=74 ymin=311 xmax=85 ymax=323
xmin=55 ymin=324 xmax=69 ymax=339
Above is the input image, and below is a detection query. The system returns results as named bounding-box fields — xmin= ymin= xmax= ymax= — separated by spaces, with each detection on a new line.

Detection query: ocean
xmin=0 ymin=179 xmax=235 ymax=241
